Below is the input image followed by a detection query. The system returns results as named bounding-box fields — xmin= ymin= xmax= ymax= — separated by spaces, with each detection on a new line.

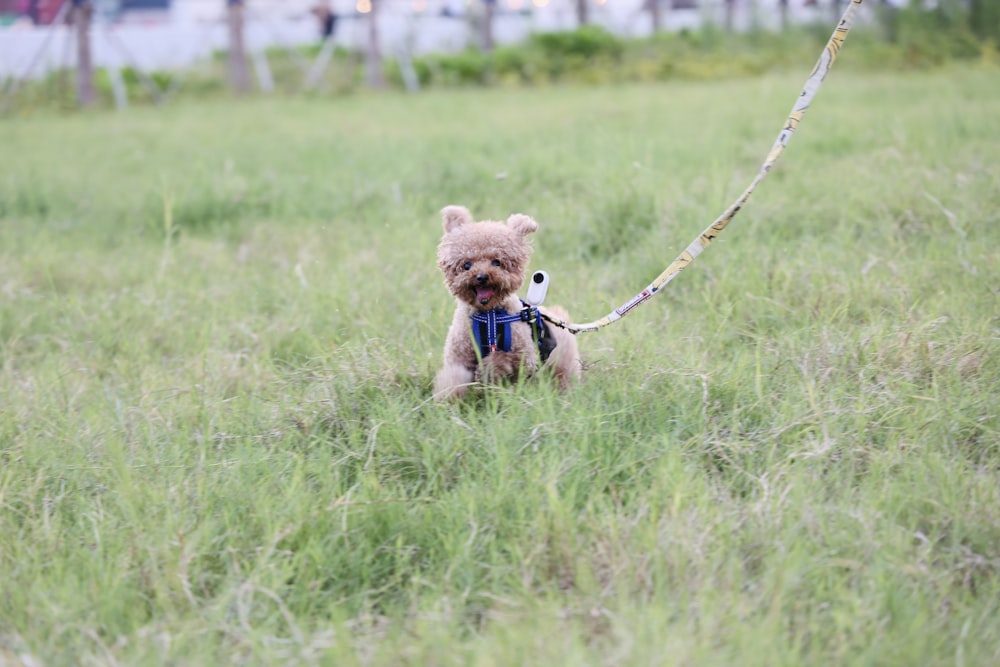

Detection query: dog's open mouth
xmin=474 ymin=287 xmax=495 ymax=305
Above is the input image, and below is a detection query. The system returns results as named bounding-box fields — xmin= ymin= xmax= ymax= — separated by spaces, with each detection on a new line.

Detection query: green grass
xmin=2 ymin=65 xmax=999 ymax=665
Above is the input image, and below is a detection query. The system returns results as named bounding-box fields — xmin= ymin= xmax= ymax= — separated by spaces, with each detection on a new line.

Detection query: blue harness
xmin=470 ymin=301 xmax=554 ymax=361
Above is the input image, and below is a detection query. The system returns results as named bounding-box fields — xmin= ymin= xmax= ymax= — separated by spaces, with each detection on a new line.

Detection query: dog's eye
xmin=462 ymin=261 xmax=472 ymax=271
xmin=491 ymin=259 xmax=502 ymax=267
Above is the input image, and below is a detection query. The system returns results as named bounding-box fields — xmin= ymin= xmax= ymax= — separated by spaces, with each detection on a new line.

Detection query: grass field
xmin=2 ymin=64 xmax=999 ymax=665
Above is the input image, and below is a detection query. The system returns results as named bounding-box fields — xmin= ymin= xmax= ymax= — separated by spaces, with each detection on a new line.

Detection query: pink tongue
xmin=476 ymin=288 xmax=494 ymax=303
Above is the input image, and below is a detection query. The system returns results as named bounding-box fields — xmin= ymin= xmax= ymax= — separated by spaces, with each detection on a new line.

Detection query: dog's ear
xmin=441 ymin=205 xmax=473 ymax=233
xmin=506 ymin=213 xmax=538 ymax=237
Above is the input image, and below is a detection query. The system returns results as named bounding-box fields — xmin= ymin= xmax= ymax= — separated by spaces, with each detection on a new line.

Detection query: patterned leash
xmin=544 ymin=0 xmax=866 ymax=334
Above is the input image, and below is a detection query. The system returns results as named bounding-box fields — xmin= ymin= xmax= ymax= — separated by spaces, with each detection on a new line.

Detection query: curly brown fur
xmin=433 ymin=205 xmax=582 ymax=400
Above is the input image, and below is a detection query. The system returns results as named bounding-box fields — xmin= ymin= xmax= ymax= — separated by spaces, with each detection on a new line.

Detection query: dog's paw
xmin=433 ymin=364 xmax=475 ymax=401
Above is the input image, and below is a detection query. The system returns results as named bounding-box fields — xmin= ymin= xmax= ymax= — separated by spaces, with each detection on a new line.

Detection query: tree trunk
xmin=779 ymin=0 xmax=789 ymax=31
xmin=724 ymin=0 xmax=735 ymax=32
xmin=366 ymin=0 xmax=385 ymax=88
xmin=481 ymin=0 xmax=495 ymax=53
xmin=73 ymin=1 xmax=95 ymax=107
xmin=649 ymin=0 xmax=662 ymax=33
xmin=227 ymin=0 xmax=251 ymax=94
xmin=576 ymin=0 xmax=588 ymax=27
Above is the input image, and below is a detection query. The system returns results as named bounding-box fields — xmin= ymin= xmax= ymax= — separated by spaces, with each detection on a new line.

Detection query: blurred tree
xmin=779 ymin=0 xmax=789 ymax=31
xmin=875 ymin=0 xmax=899 ymax=42
xmin=71 ymin=0 xmax=95 ymax=106
xmin=724 ymin=0 xmax=734 ymax=32
xmin=969 ymin=0 xmax=999 ymax=41
xmin=227 ymin=0 xmax=251 ymax=93
xmin=576 ymin=0 xmax=588 ymax=27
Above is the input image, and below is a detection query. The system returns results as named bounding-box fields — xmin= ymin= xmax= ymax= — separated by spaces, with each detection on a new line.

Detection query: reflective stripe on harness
xmin=470 ymin=301 xmax=555 ymax=361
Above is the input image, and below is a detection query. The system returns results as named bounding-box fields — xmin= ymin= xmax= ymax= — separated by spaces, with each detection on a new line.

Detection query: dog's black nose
xmin=476 ymin=273 xmax=488 ymax=284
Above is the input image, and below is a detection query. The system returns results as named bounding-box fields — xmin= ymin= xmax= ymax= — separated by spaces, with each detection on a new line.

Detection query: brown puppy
xmin=433 ymin=205 xmax=581 ymax=400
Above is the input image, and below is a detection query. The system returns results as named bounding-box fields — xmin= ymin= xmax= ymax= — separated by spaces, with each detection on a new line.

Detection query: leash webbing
xmin=543 ymin=0 xmax=866 ymax=334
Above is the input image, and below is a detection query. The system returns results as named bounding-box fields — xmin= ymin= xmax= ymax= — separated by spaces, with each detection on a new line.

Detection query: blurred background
xmin=1 ymin=0 xmax=997 ymax=109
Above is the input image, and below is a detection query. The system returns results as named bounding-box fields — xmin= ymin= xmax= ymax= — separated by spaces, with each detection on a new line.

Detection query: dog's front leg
xmin=433 ymin=363 xmax=475 ymax=400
